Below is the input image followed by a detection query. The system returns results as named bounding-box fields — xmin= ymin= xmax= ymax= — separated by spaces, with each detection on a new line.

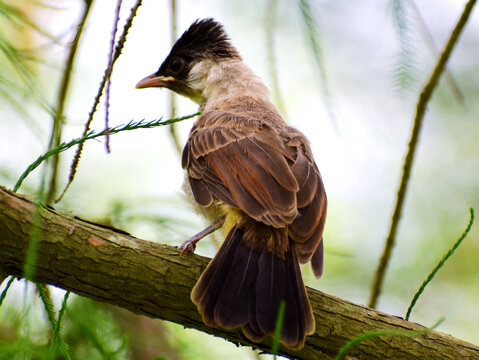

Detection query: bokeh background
xmin=0 ymin=0 xmax=478 ymax=358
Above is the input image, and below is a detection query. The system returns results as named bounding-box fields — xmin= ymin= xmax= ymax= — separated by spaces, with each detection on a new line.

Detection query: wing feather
xmin=183 ymin=105 xmax=327 ymax=263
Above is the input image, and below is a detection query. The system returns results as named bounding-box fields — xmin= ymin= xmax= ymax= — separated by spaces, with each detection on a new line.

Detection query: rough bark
xmin=0 ymin=186 xmax=477 ymax=359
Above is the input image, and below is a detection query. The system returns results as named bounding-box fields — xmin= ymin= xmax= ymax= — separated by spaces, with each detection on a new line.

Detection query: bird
xmin=136 ymin=18 xmax=327 ymax=350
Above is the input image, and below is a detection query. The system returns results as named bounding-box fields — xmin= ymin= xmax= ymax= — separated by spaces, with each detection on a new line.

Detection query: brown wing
xmin=182 ymin=108 xmax=326 ymax=275
xmin=289 ymin=146 xmax=327 ymax=277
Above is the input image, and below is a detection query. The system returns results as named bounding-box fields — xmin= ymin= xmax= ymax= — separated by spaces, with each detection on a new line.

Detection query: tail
xmin=191 ymin=224 xmax=314 ymax=349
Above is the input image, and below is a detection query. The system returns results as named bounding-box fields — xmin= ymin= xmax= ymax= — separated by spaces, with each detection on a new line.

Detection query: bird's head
xmin=136 ymin=18 xmax=241 ymax=104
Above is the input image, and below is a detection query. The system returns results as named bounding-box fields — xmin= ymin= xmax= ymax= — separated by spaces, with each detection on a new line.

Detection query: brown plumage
xmin=136 ymin=18 xmax=327 ymax=349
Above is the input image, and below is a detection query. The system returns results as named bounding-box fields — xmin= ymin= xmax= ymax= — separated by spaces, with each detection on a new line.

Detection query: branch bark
xmin=0 ymin=186 xmax=478 ymax=359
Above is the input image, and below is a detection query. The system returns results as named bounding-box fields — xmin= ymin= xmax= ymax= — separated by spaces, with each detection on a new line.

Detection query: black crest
xmin=171 ymin=18 xmax=240 ymax=61
xmin=154 ymin=19 xmax=241 ymax=85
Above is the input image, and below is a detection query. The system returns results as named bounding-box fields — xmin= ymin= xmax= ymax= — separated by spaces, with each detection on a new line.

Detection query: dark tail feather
xmin=311 ymin=238 xmax=324 ymax=278
xmin=191 ymin=223 xmax=314 ymax=349
xmin=213 ymin=235 xmax=259 ymax=328
xmin=256 ymin=250 xmax=287 ymax=335
xmin=191 ymin=225 xmax=251 ymax=326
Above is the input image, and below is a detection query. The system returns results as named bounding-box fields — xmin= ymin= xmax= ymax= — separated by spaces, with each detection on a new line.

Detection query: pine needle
xmin=405 ymin=208 xmax=474 ymax=320
xmin=13 ymin=112 xmax=200 ymax=193
xmin=0 ymin=276 xmax=15 ymax=307
xmin=335 ymin=317 xmax=444 ymax=360
xmin=272 ymin=300 xmax=286 ymax=358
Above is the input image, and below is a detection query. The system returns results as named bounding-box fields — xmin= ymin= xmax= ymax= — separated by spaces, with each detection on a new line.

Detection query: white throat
xmin=186 ymin=59 xmax=270 ymax=106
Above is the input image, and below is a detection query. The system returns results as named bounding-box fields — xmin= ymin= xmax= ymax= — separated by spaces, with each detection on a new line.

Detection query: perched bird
xmin=136 ymin=18 xmax=327 ymax=349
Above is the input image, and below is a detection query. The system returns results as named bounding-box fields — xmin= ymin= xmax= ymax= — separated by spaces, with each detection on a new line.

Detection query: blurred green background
xmin=0 ymin=0 xmax=478 ymax=358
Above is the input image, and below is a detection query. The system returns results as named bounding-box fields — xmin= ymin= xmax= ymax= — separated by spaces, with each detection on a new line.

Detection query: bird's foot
xmin=179 ymin=216 xmax=225 ymax=256
xmin=179 ymin=239 xmax=197 ymax=256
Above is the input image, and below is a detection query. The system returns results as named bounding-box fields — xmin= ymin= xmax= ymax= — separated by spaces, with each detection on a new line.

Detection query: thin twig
xmin=390 ymin=0 xmax=417 ymax=92
xmin=168 ymin=0 xmax=182 ymax=154
xmin=407 ymin=0 xmax=464 ymax=102
xmin=335 ymin=318 xmax=444 ymax=360
xmin=0 ymin=276 xmax=15 ymax=307
xmin=298 ymin=0 xmax=338 ymax=133
xmin=368 ymin=0 xmax=477 ymax=309
xmin=45 ymin=0 xmax=93 ymax=205
xmin=266 ymin=0 xmax=287 ymax=118
xmin=405 ymin=208 xmax=474 ymax=320
xmin=14 ymin=112 xmax=200 ymax=193
xmin=36 ymin=284 xmax=71 ymax=360
xmin=104 ymin=0 xmax=123 ymax=154
xmin=56 ymin=0 xmax=143 ymax=203
xmin=271 ymin=300 xmax=285 ymax=358
xmin=49 ymin=290 xmax=71 ymax=359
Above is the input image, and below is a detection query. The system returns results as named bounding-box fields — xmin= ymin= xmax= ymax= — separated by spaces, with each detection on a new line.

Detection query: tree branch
xmin=0 ymin=186 xmax=477 ymax=360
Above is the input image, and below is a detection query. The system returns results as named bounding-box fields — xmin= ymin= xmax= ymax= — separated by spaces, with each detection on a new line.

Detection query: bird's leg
xmin=180 ymin=216 xmax=226 ymax=256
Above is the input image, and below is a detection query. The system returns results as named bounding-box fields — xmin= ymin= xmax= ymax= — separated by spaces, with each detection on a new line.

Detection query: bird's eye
xmin=170 ymin=58 xmax=183 ymax=73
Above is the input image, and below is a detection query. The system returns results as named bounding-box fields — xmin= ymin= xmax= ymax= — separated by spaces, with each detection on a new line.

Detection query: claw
xmin=179 ymin=240 xmax=197 ymax=256
xmin=178 ymin=216 xmax=225 ymax=256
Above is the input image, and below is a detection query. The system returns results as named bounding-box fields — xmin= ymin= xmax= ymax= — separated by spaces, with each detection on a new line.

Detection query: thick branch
xmin=0 ymin=186 xmax=477 ymax=359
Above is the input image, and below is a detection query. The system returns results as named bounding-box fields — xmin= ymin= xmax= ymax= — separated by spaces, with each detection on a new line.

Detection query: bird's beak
xmin=135 ymin=73 xmax=176 ymax=89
